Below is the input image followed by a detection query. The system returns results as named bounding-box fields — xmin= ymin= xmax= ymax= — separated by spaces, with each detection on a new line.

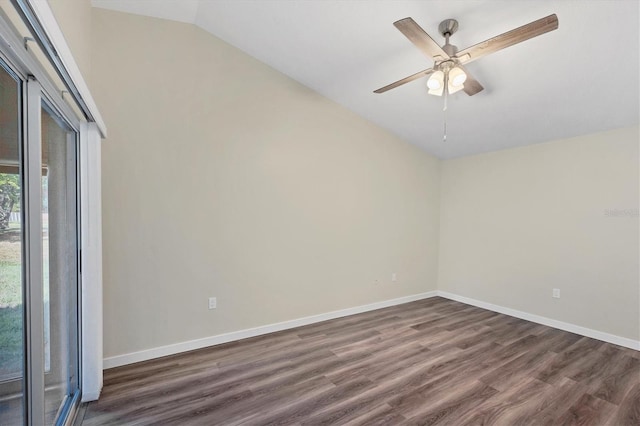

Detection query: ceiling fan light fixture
xmin=427 ymin=70 xmax=445 ymax=96
xmin=429 ymin=87 xmax=444 ymax=96
xmin=427 ymin=71 xmax=444 ymax=89
xmin=447 ymin=81 xmax=465 ymax=94
xmin=449 ymin=66 xmax=467 ymax=87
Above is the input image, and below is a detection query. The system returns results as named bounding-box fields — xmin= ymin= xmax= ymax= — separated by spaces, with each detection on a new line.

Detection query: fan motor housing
xmin=438 ymin=19 xmax=459 ymax=37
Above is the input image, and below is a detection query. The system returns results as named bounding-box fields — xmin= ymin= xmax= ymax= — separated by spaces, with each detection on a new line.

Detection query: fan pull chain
xmin=443 ymin=80 xmax=448 ymax=142
xmin=443 ymin=108 xmax=447 ymax=142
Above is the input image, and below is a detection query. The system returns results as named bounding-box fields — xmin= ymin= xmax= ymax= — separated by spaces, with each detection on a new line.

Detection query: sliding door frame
xmin=24 ymin=77 xmax=45 ymax=426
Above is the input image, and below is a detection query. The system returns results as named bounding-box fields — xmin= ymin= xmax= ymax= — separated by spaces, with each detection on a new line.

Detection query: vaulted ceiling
xmin=91 ymin=0 xmax=639 ymax=159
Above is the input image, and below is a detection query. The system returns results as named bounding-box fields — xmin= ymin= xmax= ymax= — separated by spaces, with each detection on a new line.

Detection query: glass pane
xmin=41 ymin=103 xmax=78 ymax=425
xmin=0 ymin=61 xmax=24 ymax=424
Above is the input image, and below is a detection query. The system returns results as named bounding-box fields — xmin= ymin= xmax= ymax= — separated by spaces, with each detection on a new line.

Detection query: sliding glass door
xmin=0 ymin=54 xmax=25 ymax=426
xmin=0 ymin=54 xmax=80 ymax=426
xmin=41 ymin=102 xmax=79 ymax=425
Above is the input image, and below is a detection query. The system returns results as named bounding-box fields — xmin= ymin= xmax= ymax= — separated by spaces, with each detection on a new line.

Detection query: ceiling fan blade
xmin=456 ymin=14 xmax=558 ymax=65
xmin=393 ymin=17 xmax=450 ymax=61
xmin=374 ymin=68 xmax=434 ymax=93
xmin=458 ymin=65 xmax=484 ymax=96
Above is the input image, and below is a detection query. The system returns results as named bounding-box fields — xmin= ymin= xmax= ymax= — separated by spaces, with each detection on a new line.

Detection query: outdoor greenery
xmin=0 ymin=173 xmax=50 ymax=378
xmin=0 ymin=172 xmax=24 ymax=376
xmin=0 ymin=306 xmax=23 ymax=377
xmin=0 ymin=225 xmax=49 ymax=378
xmin=0 ymin=173 xmax=20 ymax=230
xmin=0 ymin=237 xmax=23 ymax=378
xmin=0 ymin=259 xmax=20 ymax=306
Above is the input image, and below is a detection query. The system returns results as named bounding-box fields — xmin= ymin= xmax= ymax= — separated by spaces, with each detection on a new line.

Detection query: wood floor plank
xmin=402 ymin=380 xmax=499 ymax=425
xmin=556 ymin=393 xmax=618 ymax=426
xmin=590 ymin=354 xmax=640 ymax=405
xmin=83 ymin=297 xmax=640 ymax=425
xmin=610 ymin=382 xmax=640 ymax=426
xmin=239 ymin=376 xmax=376 ymax=425
xmin=207 ymin=375 xmax=335 ymax=425
xmin=526 ymin=377 xmax=590 ymax=424
xmin=455 ymin=377 xmax=552 ymax=425
xmin=535 ymin=336 xmax=606 ymax=385
xmin=479 ymin=348 xmax=556 ymax=391
xmin=343 ymin=403 xmax=406 ymax=426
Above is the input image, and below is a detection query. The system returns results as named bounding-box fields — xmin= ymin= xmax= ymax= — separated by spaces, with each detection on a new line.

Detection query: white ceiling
xmin=91 ymin=0 xmax=639 ymax=159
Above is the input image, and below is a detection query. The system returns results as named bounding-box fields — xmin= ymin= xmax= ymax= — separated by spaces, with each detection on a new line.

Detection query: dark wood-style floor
xmin=81 ymin=297 xmax=640 ymax=425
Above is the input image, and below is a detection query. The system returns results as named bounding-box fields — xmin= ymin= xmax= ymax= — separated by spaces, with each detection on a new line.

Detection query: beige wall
xmin=438 ymin=126 xmax=640 ymax=340
xmin=91 ymin=9 xmax=441 ymax=358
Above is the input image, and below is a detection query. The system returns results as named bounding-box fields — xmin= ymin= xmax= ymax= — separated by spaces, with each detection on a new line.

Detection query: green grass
xmin=0 ymin=305 xmax=23 ymax=377
xmin=0 ymin=259 xmax=23 ymax=377
xmin=0 ymin=234 xmax=51 ymax=378
xmin=0 ymin=261 xmax=22 ymax=307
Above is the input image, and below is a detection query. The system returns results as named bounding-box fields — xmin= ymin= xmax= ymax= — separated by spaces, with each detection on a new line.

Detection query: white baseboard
xmin=104 ymin=289 xmax=639 ymax=369
xmin=103 ymin=291 xmax=439 ymax=369
xmin=437 ymin=291 xmax=640 ymax=351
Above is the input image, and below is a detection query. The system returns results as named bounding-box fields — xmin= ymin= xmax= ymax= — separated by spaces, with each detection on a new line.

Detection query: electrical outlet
xmin=208 ymin=297 xmax=217 ymax=309
xmin=391 ymin=273 xmax=397 ymax=282
xmin=552 ymin=289 xmax=560 ymax=299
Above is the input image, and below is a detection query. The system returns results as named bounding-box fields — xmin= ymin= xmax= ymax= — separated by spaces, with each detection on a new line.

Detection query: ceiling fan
xmin=374 ymin=14 xmax=559 ymax=96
